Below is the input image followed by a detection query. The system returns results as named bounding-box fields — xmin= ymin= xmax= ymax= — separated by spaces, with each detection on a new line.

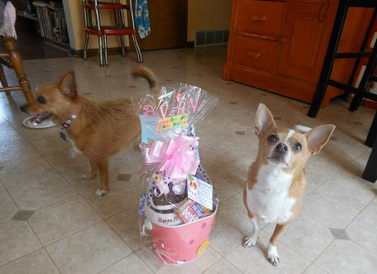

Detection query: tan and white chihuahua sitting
xmin=243 ymin=104 xmax=335 ymax=266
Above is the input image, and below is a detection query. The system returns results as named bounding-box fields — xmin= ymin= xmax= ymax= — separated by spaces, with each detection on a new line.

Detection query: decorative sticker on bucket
xmin=197 ymin=240 xmax=210 ymax=255
xmin=187 ymin=175 xmax=213 ymax=210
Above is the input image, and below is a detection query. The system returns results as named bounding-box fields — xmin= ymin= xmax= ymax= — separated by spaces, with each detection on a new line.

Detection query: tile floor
xmin=0 ymin=46 xmax=376 ymax=274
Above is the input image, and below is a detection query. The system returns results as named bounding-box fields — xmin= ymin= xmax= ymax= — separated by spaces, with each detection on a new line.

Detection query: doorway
xmin=136 ymin=0 xmax=188 ymax=50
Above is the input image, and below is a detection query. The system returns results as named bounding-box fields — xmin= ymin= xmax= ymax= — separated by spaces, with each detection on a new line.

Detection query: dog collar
xmin=59 ymin=112 xmax=78 ymax=141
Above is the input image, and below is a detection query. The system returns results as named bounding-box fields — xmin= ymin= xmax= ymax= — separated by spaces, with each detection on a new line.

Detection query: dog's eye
xmin=37 ymin=96 xmax=47 ymax=104
xmin=293 ymin=142 xmax=302 ymax=151
xmin=267 ymin=134 xmax=278 ymax=143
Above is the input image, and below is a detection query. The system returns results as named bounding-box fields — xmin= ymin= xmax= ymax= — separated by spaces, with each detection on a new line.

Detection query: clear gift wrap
xmin=133 ymin=83 xmax=219 ymax=264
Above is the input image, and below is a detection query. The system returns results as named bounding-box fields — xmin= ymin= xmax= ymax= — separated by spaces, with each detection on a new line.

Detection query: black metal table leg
xmin=366 ymin=109 xmax=377 ymax=147
xmin=363 ymin=138 xmax=377 ymax=183
xmin=363 ymin=109 xmax=377 ymax=182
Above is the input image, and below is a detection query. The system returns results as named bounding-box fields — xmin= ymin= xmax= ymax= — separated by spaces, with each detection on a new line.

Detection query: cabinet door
xmin=276 ymin=1 xmax=337 ymax=83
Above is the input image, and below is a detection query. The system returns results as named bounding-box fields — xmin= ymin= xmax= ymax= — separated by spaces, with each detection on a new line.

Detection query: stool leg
xmin=349 ymin=45 xmax=377 ymax=111
xmin=131 ymin=34 xmax=143 ymax=63
xmin=98 ymin=36 xmax=104 ymax=66
xmin=0 ymin=64 xmax=10 ymax=96
xmin=119 ymin=35 xmax=126 ymax=56
xmin=104 ymin=35 xmax=109 ymax=66
xmin=3 ymin=37 xmax=33 ymax=103
xmin=83 ymin=32 xmax=89 ymax=60
xmin=308 ymin=0 xmax=349 ymax=118
xmin=129 ymin=0 xmax=143 ymax=63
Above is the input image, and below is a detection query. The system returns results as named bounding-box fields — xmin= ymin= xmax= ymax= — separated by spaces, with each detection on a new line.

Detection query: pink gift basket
xmin=133 ymin=83 xmax=219 ymax=265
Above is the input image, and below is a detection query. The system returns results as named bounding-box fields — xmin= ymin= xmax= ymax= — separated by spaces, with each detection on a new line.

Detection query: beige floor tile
xmin=8 ymin=176 xmax=76 ymax=211
xmin=0 ymin=191 xmax=18 ymax=223
xmin=221 ymin=192 xmax=248 ymax=218
xmin=47 ymin=222 xmax=131 ymax=274
xmin=315 ymin=241 xmax=377 ymax=274
xmin=303 ymin=265 xmax=328 ymax=274
xmin=316 ymin=170 xmax=375 ymax=211
xmin=0 ymin=157 xmax=61 ymax=190
xmin=0 ymin=221 xmax=42 ymax=266
xmin=263 ymin=215 xmax=333 ymax=261
xmin=98 ymin=253 xmax=153 ymax=274
xmin=200 ymin=144 xmax=248 ymax=170
xmin=106 ymin=210 xmax=142 ymax=251
xmin=137 ymin=246 xmax=221 ymax=274
xmin=226 ymin=231 xmax=310 ymax=274
xmin=301 ymin=190 xmax=360 ymax=228
xmin=82 ymin=184 xmax=139 ymax=218
xmin=203 ymin=259 xmax=243 ymax=274
xmin=225 ymin=154 xmax=254 ymax=183
xmin=29 ymin=196 xmax=101 ymax=245
xmin=347 ymin=198 xmax=377 ymax=254
xmin=0 ymin=249 xmax=59 ymax=274
xmin=0 ymin=142 xmax=39 ymax=167
xmin=43 ymin=151 xmax=90 ymax=175
xmin=65 ymin=166 xmax=121 ymax=195
xmin=210 ymin=205 xmax=253 ymax=256
xmin=207 ymin=168 xmax=244 ymax=202
xmin=305 ymin=153 xmax=344 ymax=189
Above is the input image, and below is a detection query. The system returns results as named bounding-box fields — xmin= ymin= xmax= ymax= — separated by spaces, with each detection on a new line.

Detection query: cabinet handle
xmin=247 ymin=51 xmax=261 ymax=59
xmin=251 ymin=15 xmax=267 ymax=21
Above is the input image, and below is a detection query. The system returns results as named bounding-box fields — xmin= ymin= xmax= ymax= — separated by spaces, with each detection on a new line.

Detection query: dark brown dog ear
xmin=59 ymin=71 xmax=77 ymax=98
xmin=255 ymin=103 xmax=276 ymax=136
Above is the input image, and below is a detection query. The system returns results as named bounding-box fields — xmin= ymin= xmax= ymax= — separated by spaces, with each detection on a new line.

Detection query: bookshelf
xmin=15 ymin=0 xmax=69 ymax=47
xmin=33 ymin=1 xmax=69 ymax=46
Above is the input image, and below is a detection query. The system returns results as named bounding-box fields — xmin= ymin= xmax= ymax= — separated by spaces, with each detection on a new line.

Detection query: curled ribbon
xmin=141 ymin=135 xmax=200 ymax=183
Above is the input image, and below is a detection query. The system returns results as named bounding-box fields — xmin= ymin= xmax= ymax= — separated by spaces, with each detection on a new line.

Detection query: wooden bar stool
xmin=307 ymin=0 xmax=377 ymax=118
xmin=0 ymin=36 xmax=33 ymax=103
xmin=81 ymin=0 xmax=143 ymax=66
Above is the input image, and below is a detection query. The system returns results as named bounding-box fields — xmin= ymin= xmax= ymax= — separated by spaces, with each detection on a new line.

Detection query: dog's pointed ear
xmin=59 ymin=71 xmax=77 ymax=98
xmin=255 ymin=104 xmax=276 ymax=136
xmin=306 ymin=124 xmax=335 ymax=155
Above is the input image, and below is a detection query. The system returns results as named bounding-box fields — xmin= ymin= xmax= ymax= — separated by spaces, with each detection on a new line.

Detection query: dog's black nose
xmin=20 ymin=104 xmax=28 ymax=113
xmin=276 ymin=143 xmax=288 ymax=153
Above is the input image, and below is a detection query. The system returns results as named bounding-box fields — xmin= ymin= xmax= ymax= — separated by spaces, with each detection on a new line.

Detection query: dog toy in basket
xmin=132 ymin=82 xmax=219 ymax=265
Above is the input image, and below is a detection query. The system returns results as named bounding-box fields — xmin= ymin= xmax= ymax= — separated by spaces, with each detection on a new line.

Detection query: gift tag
xmin=157 ymin=114 xmax=188 ymax=131
xmin=187 ymin=174 xmax=213 ymax=210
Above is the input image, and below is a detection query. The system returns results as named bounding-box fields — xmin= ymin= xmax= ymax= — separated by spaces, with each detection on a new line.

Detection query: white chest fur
xmin=247 ymin=163 xmax=296 ymax=224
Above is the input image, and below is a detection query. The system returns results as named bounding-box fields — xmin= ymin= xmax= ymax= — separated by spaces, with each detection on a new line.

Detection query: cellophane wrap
xmin=133 ymin=83 xmax=219 ymax=265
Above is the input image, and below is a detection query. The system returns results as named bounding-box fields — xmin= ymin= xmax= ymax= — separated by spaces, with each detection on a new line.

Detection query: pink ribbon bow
xmin=141 ymin=135 xmax=200 ymax=183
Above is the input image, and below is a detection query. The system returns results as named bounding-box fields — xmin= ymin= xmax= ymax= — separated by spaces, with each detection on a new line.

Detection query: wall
xmin=187 ymin=0 xmax=232 ymax=42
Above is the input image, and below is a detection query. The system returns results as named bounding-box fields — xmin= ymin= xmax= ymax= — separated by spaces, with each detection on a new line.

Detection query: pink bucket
xmin=145 ymin=208 xmax=217 ymax=265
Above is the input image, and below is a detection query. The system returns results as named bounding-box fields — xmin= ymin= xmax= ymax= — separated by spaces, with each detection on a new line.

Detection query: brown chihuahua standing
xmin=21 ymin=67 xmax=157 ymax=196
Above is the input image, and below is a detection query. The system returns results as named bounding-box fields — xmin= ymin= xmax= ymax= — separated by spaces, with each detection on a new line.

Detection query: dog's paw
xmin=267 ymin=244 xmax=280 ymax=267
xmin=81 ymin=174 xmax=96 ymax=180
xmin=244 ymin=235 xmax=258 ymax=248
xmin=95 ymin=189 xmax=107 ymax=197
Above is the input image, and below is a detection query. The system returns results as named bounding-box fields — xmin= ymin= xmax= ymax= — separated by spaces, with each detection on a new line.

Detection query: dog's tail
xmin=133 ymin=67 xmax=158 ymax=89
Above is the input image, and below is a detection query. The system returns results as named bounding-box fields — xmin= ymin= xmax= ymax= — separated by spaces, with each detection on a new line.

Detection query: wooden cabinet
xmin=224 ymin=0 xmax=374 ymax=106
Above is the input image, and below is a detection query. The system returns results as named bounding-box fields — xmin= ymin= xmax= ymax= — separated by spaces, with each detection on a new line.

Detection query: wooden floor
xmin=14 ymin=28 xmax=70 ymax=60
